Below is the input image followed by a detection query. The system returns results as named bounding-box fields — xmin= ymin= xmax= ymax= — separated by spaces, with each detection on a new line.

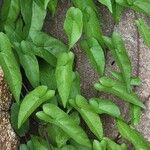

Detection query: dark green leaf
xmin=48 ymin=0 xmax=58 ymax=16
xmin=64 ymin=7 xmax=83 ymax=50
xmin=0 ymin=32 xmax=22 ymax=102
xmin=18 ymin=86 xmax=55 ymax=128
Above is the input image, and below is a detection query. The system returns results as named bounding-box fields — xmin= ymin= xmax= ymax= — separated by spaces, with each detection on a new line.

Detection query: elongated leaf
xmin=41 ymin=104 xmax=92 ymax=148
xmin=72 ymin=0 xmax=97 ymax=12
xmin=89 ymin=98 xmax=121 ymax=118
xmin=64 ymin=7 xmax=83 ymax=50
xmin=18 ymin=86 xmax=55 ymax=128
xmin=81 ymin=38 xmax=105 ymax=76
xmin=15 ymin=42 xmax=40 ymax=88
xmin=112 ymin=32 xmax=132 ymax=92
xmin=83 ymin=6 xmax=104 ymax=47
xmin=117 ymin=120 xmax=150 ymax=150
xmin=55 ymin=52 xmax=74 ymax=107
xmin=136 ymin=19 xmax=150 ymax=48
xmin=130 ymin=104 xmax=141 ymax=126
xmin=0 ymin=0 xmax=20 ymax=29
xmin=98 ymin=0 xmax=112 ymax=13
xmin=30 ymin=31 xmax=67 ymax=57
xmin=94 ymin=77 xmax=145 ymax=108
xmin=0 ymin=32 xmax=22 ymax=102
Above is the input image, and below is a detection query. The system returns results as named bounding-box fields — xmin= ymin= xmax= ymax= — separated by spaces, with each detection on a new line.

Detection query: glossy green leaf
xmin=48 ymin=0 xmax=58 ymax=16
xmin=95 ymin=77 xmax=145 ymax=108
xmin=42 ymin=104 xmax=92 ymax=148
xmin=117 ymin=120 xmax=150 ymax=150
xmin=98 ymin=0 xmax=112 ymax=13
xmin=18 ymin=86 xmax=55 ymax=128
xmin=11 ymin=103 xmax=29 ymax=137
xmin=0 ymin=0 xmax=20 ymax=29
xmin=0 ymin=32 xmax=22 ymax=102
xmin=89 ymin=98 xmax=121 ymax=118
xmin=64 ymin=7 xmax=83 ymax=50
xmin=93 ymin=139 xmax=107 ymax=150
xmin=81 ymin=38 xmax=105 ymax=76
xmin=136 ymin=19 xmax=150 ymax=48
xmin=55 ymin=52 xmax=74 ymax=108
xmin=83 ymin=6 xmax=104 ymax=47
xmin=30 ymin=31 xmax=67 ymax=57
xmin=112 ymin=32 xmax=132 ymax=92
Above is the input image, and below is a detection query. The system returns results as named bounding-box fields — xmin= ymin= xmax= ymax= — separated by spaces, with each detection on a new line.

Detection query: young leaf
xmin=55 ymin=52 xmax=74 ymax=108
xmin=83 ymin=6 xmax=104 ymax=47
xmin=0 ymin=32 xmax=22 ymax=103
xmin=136 ymin=19 xmax=150 ymax=48
xmin=64 ymin=7 xmax=83 ymax=50
xmin=18 ymin=86 xmax=55 ymax=128
xmin=81 ymin=38 xmax=105 ymax=76
xmin=112 ymin=32 xmax=132 ymax=92
xmin=117 ymin=120 xmax=150 ymax=150
xmin=42 ymin=104 xmax=92 ymax=148
xmin=97 ymin=0 xmax=112 ymax=13
xmin=94 ymin=77 xmax=145 ymax=108
xmin=89 ymin=98 xmax=121 ymax=118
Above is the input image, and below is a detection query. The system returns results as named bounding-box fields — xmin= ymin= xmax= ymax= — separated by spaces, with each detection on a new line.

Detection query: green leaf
xmin=98 ymin=0 xmax=112 ymax=13
xmin=11 ymin=103 xmax=29 ymax=137
xmin=0 ymin=0 xmax=20 ymax=29
xmin=112 ymin=32 xmax=132 ymax=92
xmin=31 ymin=136 xmax=48 ymax=150
xmin=117 ymin=120 xmax=150 ymax=150
xmin=15 ymin=42 xmax=40 ymax=88
xmin=55 ymin=52 xmax=74 ymax=108
xmin=93 ymin=139 xmax=107 ymax=150
xmin=18 ymin=86 xmax=55 ymax=128
xmin=40 ymin=62 xmax=56 ymax=90
xmin=0 ymin=32 xmax=22 ymax=102
xmin=41 ymin=104 xmax=92 ymax=148
xmin=48 ymin=0 xmax=58 ymax=16
xmin=69 ymin=72 xmax=81 ymax=99
xmin=61 ymin=145 xmax=76 ymax=150
xmin=136 ymin=19 xmax=150 ymax=48
xmin=89 ymin=98 xmax=121 ymax=118
xmin=94 ymin=77 xmax=145 ymax=108
xmin=30 ymin=31 xmax=67 ymax=57
xmin=20 ymin=144 xmax=29 ymax=150
xmin=64 ymin=7 xmax=83 ymax=50
xmin=81 ymin=38 xmax=105 ymax=76
xmin=130 ymin=104 xmax=141 ymax=126
xmin=83 ymin=6 xmax=104 ymax=47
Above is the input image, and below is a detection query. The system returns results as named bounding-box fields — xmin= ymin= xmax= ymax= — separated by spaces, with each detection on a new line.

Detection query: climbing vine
xmin=0 ymin=0 xmax=150 ymax=149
